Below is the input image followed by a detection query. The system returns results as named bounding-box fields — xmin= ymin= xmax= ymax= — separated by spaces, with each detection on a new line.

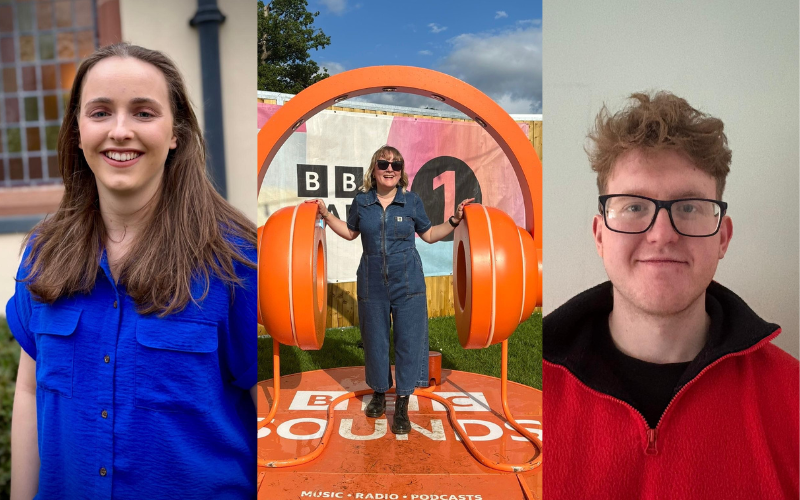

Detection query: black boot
xmin=365 ymin=392 xmax=386 ymax=418
xmin=391 ymin=396 xmax=411 ymax=434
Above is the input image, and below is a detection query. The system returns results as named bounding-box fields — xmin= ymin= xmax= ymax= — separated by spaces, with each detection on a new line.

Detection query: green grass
xmin=0 ymin=317 xmax=19 ymax=498
xmin=258 ymin=312 xmax=542 ymax=389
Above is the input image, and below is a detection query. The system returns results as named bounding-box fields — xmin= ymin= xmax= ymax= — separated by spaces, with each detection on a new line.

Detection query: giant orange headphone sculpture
xmin=257 ymin=66 xmax=543 ymax=474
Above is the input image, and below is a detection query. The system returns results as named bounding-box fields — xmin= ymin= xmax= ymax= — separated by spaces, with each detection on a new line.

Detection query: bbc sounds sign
xmin=257 ymin=390 xmax=542 ymax=443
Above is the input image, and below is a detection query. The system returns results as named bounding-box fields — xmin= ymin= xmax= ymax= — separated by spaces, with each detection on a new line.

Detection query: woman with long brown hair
xmin=8 ymin=44 xmax=256 ymax=498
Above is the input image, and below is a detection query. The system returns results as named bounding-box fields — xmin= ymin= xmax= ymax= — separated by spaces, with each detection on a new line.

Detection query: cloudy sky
xmin=306 ymin=0 xmax=542 ymax=114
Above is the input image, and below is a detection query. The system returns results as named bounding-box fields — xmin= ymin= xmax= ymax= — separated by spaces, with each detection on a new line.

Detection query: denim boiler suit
xmin=347 ymin=187 xmax=432 ymax=396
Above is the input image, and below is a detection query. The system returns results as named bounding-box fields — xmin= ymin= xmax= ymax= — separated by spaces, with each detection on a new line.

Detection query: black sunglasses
xmin=376 ymin=159 xmax=404 ymax=171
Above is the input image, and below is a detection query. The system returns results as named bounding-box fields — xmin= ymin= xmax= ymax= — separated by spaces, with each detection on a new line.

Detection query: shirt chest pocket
xmin=135 ymin=317 xmax=218 ymax=414
xmin=394 ymin=215 xmax=415 ymax=240
xmin=30 ymin=304 xmax=81 ymax=398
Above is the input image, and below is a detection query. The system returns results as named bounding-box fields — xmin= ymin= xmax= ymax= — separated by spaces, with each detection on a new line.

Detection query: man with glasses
xmin=543 ymin=92 xmax=798 ymax=499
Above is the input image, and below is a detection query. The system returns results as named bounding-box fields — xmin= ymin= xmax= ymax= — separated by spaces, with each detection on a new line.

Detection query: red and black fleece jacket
xmin=543 ymin=281 xmax=799 ymax=500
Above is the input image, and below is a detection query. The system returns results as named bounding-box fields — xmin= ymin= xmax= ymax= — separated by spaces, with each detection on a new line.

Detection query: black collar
xmin=544 ymin=281 xmax=780 ymax=400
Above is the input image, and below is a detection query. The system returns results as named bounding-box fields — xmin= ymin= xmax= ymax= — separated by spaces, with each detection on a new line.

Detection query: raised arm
xmin=419 ymin=198 xmax=474 ymax=244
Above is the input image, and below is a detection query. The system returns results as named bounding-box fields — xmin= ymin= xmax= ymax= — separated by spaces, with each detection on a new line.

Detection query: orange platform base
xmin=257 ymin=367 xmax=542 ymax=500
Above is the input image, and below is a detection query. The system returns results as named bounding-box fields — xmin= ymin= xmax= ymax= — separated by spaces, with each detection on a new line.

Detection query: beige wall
xmin=120 ymin=0 xmax=257 ymax=221
xmin=0 ymin=233 xmax=25 ymax=314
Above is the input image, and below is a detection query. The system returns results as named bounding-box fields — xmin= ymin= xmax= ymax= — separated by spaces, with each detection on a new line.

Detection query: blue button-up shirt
xmin=7 ymin=239 xmax=256 ymax=499
xmin=346 ymin=188 xmax=432 ymax=256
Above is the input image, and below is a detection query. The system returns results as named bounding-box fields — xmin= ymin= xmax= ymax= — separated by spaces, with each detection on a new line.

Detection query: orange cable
xmin=258 ymin=340 xmax=542 ymax=472
xmin=517 ymin=473 xmax=535 ymax=500
xmin=499 ymin=339 xmax=543 ymax=470
xmin=259 ymin=387 xmax=377 ymax=467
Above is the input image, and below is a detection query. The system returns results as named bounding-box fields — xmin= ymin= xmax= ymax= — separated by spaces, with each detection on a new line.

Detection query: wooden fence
xmin=259 ymin=99 xmax=542 ymax=328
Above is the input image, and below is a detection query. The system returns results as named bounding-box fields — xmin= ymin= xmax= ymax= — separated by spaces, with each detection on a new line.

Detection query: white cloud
xmin=418 ymin=50 xmax=433 ymax=56
xmin=319 ymin=0 xmax=347 ymax=15
xmin=495 ymin=11 xmax=508 ymax=19
xmin=438 ymin=25 xmax=542 ymax=113
xmin=320 ymin=61 xmax=345 ymax=76
xmin=428 ymin=23 xmax=448 ymax=34
xmin=494 ymin=93 xmax=538 ymax=114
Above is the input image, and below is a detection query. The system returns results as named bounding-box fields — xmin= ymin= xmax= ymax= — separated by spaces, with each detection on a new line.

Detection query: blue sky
xmin=303 ymin=0 xmax=542 ymax=114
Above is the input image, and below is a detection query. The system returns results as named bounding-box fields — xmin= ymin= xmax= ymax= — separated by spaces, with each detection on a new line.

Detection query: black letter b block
xmin=297 ymin=164 xmax=328 ymax=197
xmin=335 ymin=166 xmax=363 ymax=198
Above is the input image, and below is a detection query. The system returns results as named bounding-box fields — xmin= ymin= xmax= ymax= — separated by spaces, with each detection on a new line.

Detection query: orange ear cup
xmin=453 ymin=204 xmax=538 ymax=349
xmin=259 ymin=202 xmax=327 ymax=350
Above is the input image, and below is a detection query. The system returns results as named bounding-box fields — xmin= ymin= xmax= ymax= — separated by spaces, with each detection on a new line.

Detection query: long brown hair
xmin=22 ymin=43 xmax=256 ymax=316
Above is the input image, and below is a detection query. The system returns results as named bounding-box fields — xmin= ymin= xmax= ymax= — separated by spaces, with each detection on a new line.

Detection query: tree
xmin=258 ymin=0 xmax=332 ymax=94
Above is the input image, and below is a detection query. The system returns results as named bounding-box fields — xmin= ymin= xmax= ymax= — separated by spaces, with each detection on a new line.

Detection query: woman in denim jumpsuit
xmin=315 ymin=145 xmax=473 ymax=434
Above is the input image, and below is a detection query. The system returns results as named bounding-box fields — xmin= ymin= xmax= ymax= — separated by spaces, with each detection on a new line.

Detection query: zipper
xmin=544 ymin=327 xmax=781 ymax=455
xmin=381 ymin=205 xmax=388 ymax=284
xmin=646 ymin=429 xmax=658 ymax=455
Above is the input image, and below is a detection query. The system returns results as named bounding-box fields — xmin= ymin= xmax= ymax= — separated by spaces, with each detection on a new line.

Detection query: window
xmin=0 ymin=0 xmax=97 ymax=187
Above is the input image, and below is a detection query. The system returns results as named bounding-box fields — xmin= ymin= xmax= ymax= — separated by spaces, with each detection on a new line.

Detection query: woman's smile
xmin=101 ymin=149 xmax=145 ymax=167
xmin=78 ymin=56 xmax=177 ymax=197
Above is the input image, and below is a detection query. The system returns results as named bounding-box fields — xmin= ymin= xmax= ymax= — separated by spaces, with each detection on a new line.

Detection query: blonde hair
xmin=361 ymin=145 xmax=409 ymax=192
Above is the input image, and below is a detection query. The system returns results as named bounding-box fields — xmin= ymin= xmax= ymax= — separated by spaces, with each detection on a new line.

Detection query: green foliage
xmin=0 ymin=317 xmax=20 ymax=497
xmin=258 ymin=313 xmax=543 ymax=389
xmin=258 ymin=0 xmax=332 ymax=93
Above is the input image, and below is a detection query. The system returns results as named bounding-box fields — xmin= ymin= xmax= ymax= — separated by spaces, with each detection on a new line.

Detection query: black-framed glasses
xmin=376 ymin=159 xmax=404 ymax=171
xmin=598 ymin=194 xmax=728 ymax=237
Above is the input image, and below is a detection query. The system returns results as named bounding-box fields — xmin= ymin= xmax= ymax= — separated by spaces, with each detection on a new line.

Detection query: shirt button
xmin=100 ymin=467 xmax=107 ymax=476
xmin=101 ymin=410 xmax=108 ymax=419
xmin=104 ymin=355 xmax=110 ymax=363
xmin=113 ymin=300 xmax=118 ymax=308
